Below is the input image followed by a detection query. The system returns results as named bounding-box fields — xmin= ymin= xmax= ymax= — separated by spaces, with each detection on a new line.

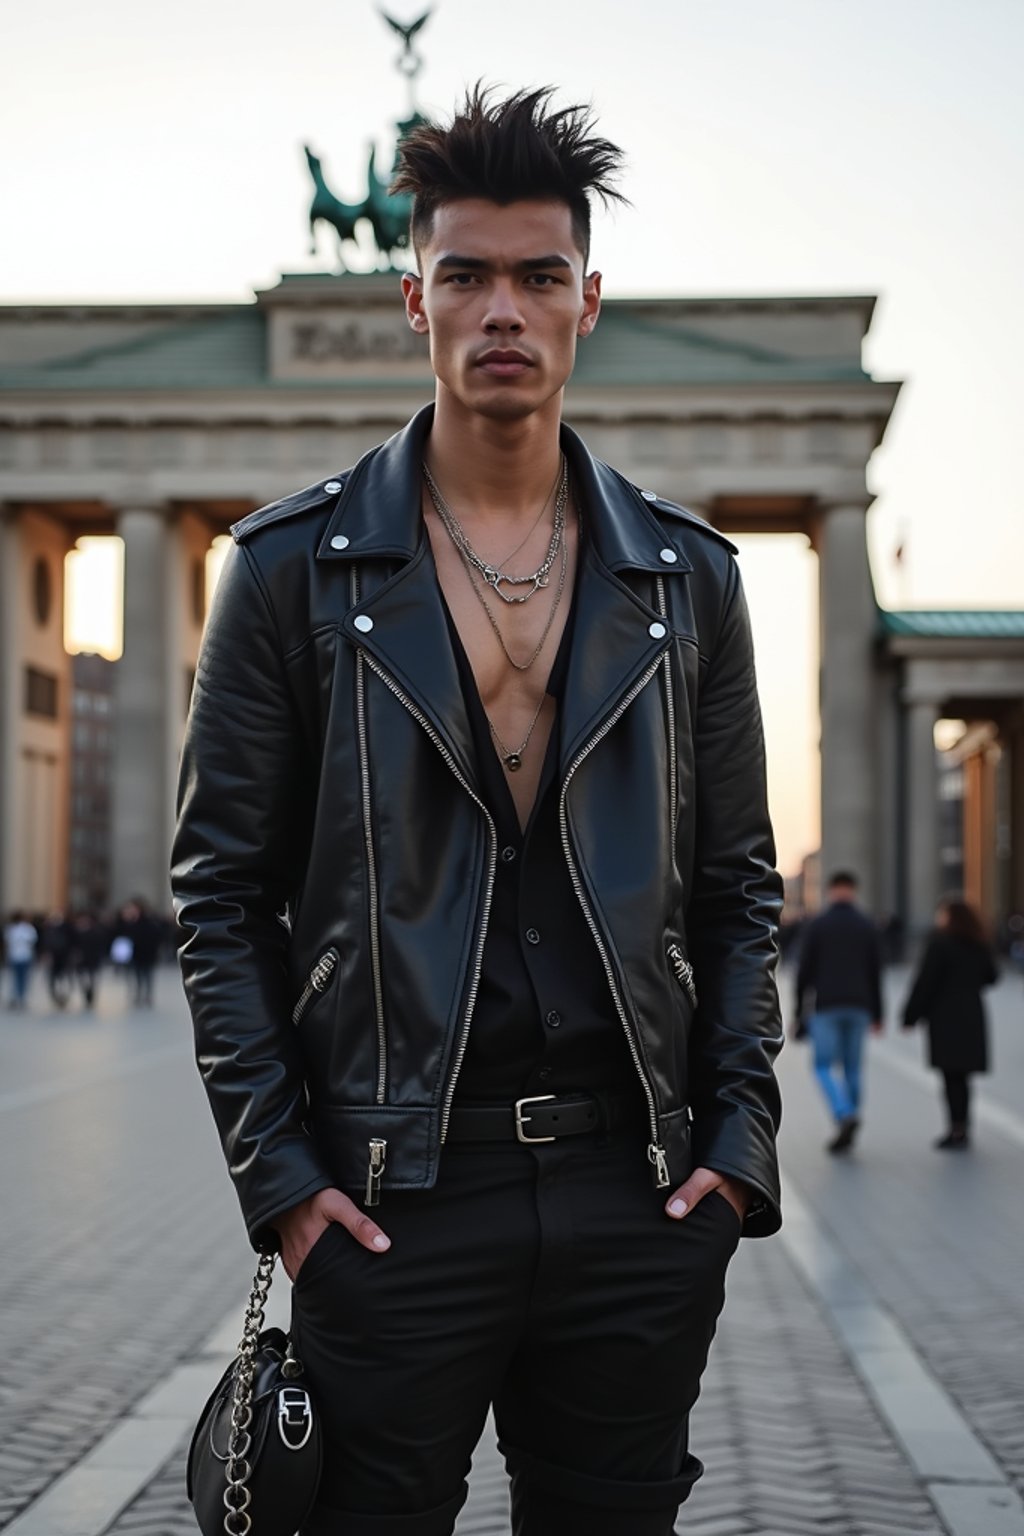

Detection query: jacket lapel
xmin=340 ymin=537 xmax=479 ymax=795
xmin=556 ymin=425 xmax=691 ymax=773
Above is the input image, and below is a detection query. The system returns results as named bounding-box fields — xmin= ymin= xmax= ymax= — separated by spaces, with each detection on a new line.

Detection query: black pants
xmin=941 ymin=1070 xmax=971 ymax=1129
xmin=292 ymin=1127 xmax=742 ymax=1536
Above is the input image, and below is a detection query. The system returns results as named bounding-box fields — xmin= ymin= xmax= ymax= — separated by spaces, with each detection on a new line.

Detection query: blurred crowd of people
xmin=2 ymin=900 xmax=171 ymax=1013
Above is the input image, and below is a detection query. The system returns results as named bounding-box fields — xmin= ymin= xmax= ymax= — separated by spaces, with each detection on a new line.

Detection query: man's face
xmin=402 ymin=198 xmax=601 ymax=422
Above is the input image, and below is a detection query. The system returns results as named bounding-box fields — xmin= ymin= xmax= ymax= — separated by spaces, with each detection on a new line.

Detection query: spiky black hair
xmin=391 ymin=84 xmax=627 ymax=266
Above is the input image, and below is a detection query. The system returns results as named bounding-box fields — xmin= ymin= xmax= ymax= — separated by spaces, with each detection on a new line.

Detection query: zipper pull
xmin=365 ymin=1138 xmax=387 ymax=1207
xmin=648 ymin=1143 xmax=671 ymax=1189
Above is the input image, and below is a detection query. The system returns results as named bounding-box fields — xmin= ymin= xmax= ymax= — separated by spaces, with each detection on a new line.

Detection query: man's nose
xmin=482 ymin=282 xmax=525 ymax=332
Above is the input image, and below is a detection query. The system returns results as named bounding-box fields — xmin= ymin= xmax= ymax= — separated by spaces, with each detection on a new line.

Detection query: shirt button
xmin=323 ymin=480 xmax=343 ymax=494
xmin=659 ymin=547 xmax=678 ymax=564
xmin=545 ymin=1010 xmax=561 ymax=1028
xmin=641 ymin=489 xmax=658 ymax=502
xmin=648 ymin=621 xmax=667 ymax=640
xmin=525 ymin=927 xmax=541 ymax=945
xmin=501 ymin=846 xmax=517 ymax=863
xmin=330 ymin=534 xmax=350 ymax=550
xmin=353 ymin=614 xmax=374 ymax=633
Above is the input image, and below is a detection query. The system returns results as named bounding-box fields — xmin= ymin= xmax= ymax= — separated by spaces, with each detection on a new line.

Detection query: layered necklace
xmin=423 ymin=457 xmax=571 ymax=772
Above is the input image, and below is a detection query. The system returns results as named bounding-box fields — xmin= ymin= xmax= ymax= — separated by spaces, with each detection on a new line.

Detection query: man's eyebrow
xmin=434 ymin=253 xmax=574 ymax=271
xmin=435 ymin=254 xmax=488 ymax=269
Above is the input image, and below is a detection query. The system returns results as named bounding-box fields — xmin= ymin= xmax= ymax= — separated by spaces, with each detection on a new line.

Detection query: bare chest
xmin=424 ymin=498 xmax=579 ymax=828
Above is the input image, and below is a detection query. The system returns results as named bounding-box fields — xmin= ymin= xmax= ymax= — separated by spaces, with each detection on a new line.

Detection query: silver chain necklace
xmin=461 ymin=516 xmax=569 ymax=673
xmin=422 ymin=457 xmax=568 ymax=604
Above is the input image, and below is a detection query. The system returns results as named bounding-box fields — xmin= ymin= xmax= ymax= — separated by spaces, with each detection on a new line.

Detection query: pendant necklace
xmin=486 ymin=698 xmax=549 ymax=773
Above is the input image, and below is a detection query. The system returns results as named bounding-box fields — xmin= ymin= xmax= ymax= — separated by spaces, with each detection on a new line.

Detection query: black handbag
xmin=187 ymin=1251 xmax=322 ymax=1536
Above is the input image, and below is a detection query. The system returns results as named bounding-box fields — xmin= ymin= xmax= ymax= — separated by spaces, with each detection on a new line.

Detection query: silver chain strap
xmin=222 ymin=1251 xmax=276 ymax=1536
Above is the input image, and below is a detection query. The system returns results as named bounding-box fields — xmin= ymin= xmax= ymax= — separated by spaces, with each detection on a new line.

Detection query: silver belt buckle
xmin=515 ymin=1094 xmax=557 ymax=1144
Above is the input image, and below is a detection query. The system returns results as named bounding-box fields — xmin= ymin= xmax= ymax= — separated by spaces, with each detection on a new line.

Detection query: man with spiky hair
xmin=173 ymin=87 xmax=784 ymax=1536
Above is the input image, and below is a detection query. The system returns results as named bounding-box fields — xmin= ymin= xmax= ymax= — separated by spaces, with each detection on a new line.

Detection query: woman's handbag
xmin=187 ymin=1251 xmax=322 ymax=1536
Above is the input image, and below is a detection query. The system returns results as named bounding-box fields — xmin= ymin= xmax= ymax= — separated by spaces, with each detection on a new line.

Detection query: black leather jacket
xmin=172 ymin=406 xmax=784 ymax=1249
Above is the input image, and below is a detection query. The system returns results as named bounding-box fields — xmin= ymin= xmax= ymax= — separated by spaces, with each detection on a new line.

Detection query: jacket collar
xmin=316 ymin=403 xmax=694 ymax=576
xmin=329 ymin=404 xmax=690 ymax=792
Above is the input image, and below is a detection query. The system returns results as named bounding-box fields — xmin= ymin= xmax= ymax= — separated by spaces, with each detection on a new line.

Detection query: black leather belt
xmin=446 ymin=1093 xmax=640 ymax=1145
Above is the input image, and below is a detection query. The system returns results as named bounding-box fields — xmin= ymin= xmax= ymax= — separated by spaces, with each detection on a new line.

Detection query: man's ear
xmin=577 ymin=270 xmax=602 ymax=338
xmin=402 ymin=272 xmax=429 ymax=333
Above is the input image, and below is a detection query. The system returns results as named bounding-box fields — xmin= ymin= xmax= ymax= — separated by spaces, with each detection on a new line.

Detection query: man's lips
xmin=476 ymin=351 xmax=534 ymax=376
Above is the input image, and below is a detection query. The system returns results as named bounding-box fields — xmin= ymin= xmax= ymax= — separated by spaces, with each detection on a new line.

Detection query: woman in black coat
xmin=901 ymin=899 xmax=998 ymax=1149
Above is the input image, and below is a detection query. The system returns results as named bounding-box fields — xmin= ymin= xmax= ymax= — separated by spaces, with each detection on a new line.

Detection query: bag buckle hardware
xmin=277 ymin=1387 xmax=314 ymax=1451
xmin=515 ymin=1094 xmax=558 ymax=1144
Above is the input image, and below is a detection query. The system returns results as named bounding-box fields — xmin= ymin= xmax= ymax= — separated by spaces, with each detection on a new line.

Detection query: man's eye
xmin=446 ymin=273 xmax=477 ymax=285
xmin=527 ymin=274 xmax=558 ymax=286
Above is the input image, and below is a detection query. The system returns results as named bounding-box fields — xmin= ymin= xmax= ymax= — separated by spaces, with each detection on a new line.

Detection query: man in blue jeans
xmin=796 ymin=872 xmax=883 ymax=1152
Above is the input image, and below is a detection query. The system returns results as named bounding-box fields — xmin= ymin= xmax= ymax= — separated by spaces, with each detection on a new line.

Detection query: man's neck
xmin=424 ymin=387 xmax=565 ymax=531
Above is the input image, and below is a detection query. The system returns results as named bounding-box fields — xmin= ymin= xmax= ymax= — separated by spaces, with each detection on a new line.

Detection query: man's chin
xmin=454 ymin=377 xmax=558 ymax=422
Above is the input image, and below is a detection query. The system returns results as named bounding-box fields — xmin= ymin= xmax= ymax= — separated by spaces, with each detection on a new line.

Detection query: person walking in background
xmin=4 ymin=910 xmax=38 ymax=1009
xmin=41 ymin=910 xmax=73 ymax=1009
xmin=795 ymin=871 xmax=883 ymax=1153
xmin=116 ymin=899 xmax=161 ymax=1007
xmin=70 ymin=910 xmax=107 ymax=1010
xmin=901 ymin=899 xmax=998 ymax=1150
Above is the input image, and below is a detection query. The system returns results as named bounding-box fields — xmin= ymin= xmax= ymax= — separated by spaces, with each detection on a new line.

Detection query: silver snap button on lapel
xmin=641 ymin=489 xmax=658 ymax=502
xmin=330 ymin=534 xmax=350 ymax=550
xmin=659 ymin=547 xmax=678 ymax=564
xmin=648 ymin=621 xmax=667 ymax=640
xmin=324 ymin=480 xmax=342 ymax=494
xmin=353 ymin=614 xmax=374 ymax=633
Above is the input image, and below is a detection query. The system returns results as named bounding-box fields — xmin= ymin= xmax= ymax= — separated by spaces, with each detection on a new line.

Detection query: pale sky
xmin=10 ymin=0 xmax=1024 ymax=876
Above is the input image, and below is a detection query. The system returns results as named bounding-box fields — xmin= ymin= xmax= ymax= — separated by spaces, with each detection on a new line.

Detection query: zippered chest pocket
xmin=666 ymin=943 xmax=698 ymax=1008
xmin=292 ymin=948 xmax=340 ymax=1025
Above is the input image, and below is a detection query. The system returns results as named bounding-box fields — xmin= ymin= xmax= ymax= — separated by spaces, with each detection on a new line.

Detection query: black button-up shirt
xmin=443 ymin=569 xmax=636 ymax=1105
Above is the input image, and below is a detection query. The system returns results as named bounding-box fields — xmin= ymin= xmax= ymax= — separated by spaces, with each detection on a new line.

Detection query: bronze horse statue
xmin=304 ymin=142 xmax=413 ymax=271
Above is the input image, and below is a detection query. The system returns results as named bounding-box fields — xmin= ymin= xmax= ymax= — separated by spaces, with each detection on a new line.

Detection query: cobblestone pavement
xmin=3 ymin=962 xmax=1023 ymax=1534
xmin=0 ymin=969 xmax=251 ymax=1527
xmin=778 ymin=965 xmax=1024 ymax=1505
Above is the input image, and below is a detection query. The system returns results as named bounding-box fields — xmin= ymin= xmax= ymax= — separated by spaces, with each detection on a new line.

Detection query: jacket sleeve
xmin=171 ymin=543 xmax=333 ymax=1251
xmin=901 ymin=935 xmax=943 ymax=1028
xmin=686 ymin=559 xmax=784 ymax=1237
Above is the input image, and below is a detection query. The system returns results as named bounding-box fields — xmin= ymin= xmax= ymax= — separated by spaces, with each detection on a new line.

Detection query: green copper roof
xmin=0 ymin=310 xmax=267 ymax=392
xmin=882 ymin=610 xmax=1024 ymax=640
xmin=0 ymin=301 xmax=870 ymax=393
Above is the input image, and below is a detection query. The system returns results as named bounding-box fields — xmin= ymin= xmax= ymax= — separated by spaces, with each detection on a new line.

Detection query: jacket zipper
xmin=667 ymin=942 xmax=698 ymax=1008
xmin=352 ymin=570 xmax=388 ymax=1104
xmin=291 ymin=948 xmax=340 ymax=1026
xmin=558 ymin=649 xmax=673 ymax=1188
xmin=655 ymin=576 xmax=677 ymax=822
xmin=365 ymin=1137 xmax=387 ymax=1206
xmin=358 ymin=651 xmax=498 ymax=1143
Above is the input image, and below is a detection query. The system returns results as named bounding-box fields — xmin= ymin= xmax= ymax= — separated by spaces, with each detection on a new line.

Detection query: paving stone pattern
xmin=103 ymin=1231 xmax=944 ymax=1536
xmin=0 ymin=973 xmax=251 ymax=1526
xmin=778 ymin=966 xmax=1024 ymax=1503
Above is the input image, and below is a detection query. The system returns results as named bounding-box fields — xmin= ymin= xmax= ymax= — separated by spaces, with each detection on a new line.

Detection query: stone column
xmin=111 ymin=506 xmax=174 ymax=911
xmin=904 ymin=694 xmax=941 ymax=942
xmin=816 ymin=501 xmax=879 ymax=909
